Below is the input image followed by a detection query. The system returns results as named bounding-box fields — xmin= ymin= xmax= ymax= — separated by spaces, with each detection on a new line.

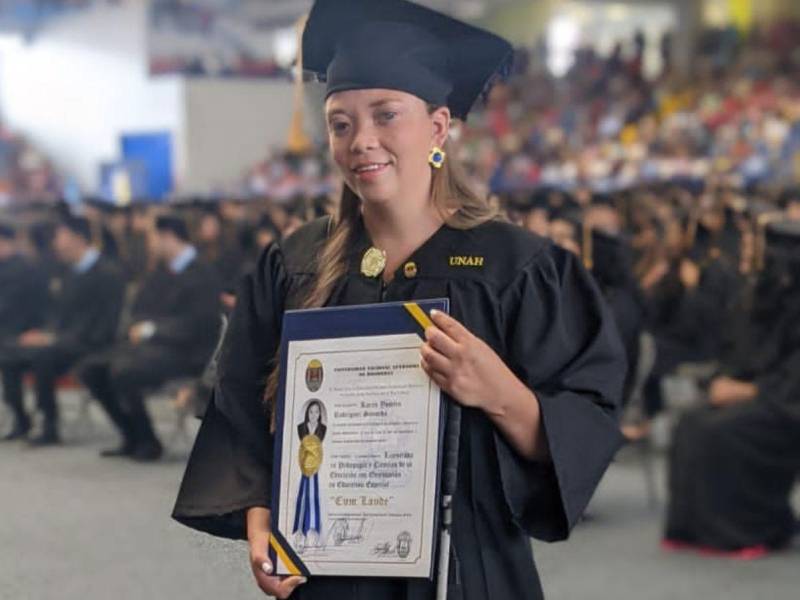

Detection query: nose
xmin=349 ymin=120 xmax=379 ymax=155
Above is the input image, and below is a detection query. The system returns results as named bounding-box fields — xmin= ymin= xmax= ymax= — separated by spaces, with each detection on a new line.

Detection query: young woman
xmin=173 ymin=1 xmax=626 ymax=598
xmin=293 ymin=400 xmax=326 ymax=551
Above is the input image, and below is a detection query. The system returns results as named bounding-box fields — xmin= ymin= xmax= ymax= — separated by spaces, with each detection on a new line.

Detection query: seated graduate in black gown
xmin=0 ymin=222 xmax=50 ymax=350
xmin=78 ymin=215 xmax=222 ymax=461
xmin=0 ymin=222 xmax=51 ymax=440
xmin=587 ymin=228 xmax=646 ymax=408
xmin=0 ymin=215 xmax=125 ymax=444
xmin=638 ymin=205 xmax=743 ymax=425
xmin=545 ymin=209 xmax=645 ymax=408
xmin=664 ymin=219 xmax=800 ymax=557
xmin=172 ymin=1 xmax=627 ymax=599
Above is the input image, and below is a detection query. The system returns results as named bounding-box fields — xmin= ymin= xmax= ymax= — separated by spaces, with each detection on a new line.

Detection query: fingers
xmin=279 ymin=576 xmax=308 ymax=598
xmin=429 ymin=310 xmax=470 ymax=343
xmin=424 ymin=325 xmax=459 ymax=358
xmin=420 ymin=342 xmax=452 ymax=374
xmin=420 ymin=356 xmax=449 ymax=390
xmin=253 ymin=567 xmax=307 ymax=599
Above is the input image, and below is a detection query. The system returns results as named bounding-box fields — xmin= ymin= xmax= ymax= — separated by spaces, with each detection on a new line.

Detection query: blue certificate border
xmin=270 ymin=298 xmax=449 ymax=580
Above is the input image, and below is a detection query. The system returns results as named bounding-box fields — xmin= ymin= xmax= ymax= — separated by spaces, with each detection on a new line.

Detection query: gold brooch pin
xmin=361 ymin=247 xmax=387 ymax=278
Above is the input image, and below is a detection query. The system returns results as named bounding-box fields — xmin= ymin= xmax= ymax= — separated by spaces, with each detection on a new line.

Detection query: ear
xmin=430 ymin=106 xmax=451 ymax=148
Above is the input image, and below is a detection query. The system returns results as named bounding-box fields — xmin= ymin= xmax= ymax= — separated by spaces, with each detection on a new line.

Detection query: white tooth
xmin=357 ymin=164 xmax=383 ymax=173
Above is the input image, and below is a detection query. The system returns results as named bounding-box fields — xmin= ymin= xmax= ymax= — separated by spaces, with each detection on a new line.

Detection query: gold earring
xmin=428 ymin=146 xmax=446 ymax=169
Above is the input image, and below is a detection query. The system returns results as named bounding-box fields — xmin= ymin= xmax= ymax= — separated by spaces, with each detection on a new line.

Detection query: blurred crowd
xmin=463 ymin=20 xmax=800 ymax=194
xmin=1 ymin=176 xmax=798 ymax=447
xmin=0 ymin=20 xmax=798 ymax=555
xmin=0 ymin=124 xmax=61 ymax=206
xmin=237 ymin=21 xmax=800 ymax=201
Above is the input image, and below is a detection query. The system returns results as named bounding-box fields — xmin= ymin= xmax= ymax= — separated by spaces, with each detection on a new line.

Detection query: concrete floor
xmin=0 ymin=393 xmax=797 ymax=600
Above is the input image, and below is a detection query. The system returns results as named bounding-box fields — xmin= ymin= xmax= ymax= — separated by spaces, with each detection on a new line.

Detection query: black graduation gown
xmin=129 ymin=259 xmax=222 ymax=368
xmin=642 ymin=256 xmax=742 ymax=416
xmin=173 ymin=217 xmax=626 ymax=599
xmin=52 ymin=256 xmax=126 ymax=354
xmin=665 ymin=298 xmax=800 ymax=550
xmin=0 ymin=254 xmax=50 ymax=341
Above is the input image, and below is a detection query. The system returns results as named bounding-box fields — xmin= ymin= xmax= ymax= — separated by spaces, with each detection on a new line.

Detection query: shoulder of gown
xmin=440 ymin=219 xmax=552 ymax=288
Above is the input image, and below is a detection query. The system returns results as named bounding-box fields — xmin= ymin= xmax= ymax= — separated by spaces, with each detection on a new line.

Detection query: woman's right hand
xmin=247 ymin=507 xmax=307 ymax=599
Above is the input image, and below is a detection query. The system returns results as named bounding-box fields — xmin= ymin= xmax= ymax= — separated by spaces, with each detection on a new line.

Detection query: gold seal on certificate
xmin=270 ymin=300 xmax=447 ymax=580
xmin=299 ymin=434 xmax=323 ymax=477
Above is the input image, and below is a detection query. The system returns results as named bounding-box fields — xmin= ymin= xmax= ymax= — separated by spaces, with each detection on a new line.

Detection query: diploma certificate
xmin=270 ymin=300 xmax=447 ymax=580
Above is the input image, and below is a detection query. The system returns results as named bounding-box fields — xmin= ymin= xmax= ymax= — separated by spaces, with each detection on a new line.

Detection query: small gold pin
xmin=404 ymin=262 xmax=418 ymax=278
xmin=360 ymin=247 xmax=387 ymax=278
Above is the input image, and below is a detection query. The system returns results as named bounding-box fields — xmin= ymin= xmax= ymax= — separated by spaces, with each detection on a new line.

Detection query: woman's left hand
xmin=420 ymin=310 xmax=514 ymax=412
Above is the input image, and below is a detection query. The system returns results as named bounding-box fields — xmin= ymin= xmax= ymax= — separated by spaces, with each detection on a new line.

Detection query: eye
xmin=329 ymin=119 xmax=351 ymax=136
xmin=376 ymin=110 xmax=397 ymax=124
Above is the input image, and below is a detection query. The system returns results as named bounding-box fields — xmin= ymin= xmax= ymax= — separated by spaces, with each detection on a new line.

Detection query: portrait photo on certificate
xmin=269 ymin=300 xmax=448 ymax=579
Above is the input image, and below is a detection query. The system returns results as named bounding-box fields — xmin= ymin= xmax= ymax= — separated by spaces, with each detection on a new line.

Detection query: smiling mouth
xmin=352 ymin=162 xmax=390 ymax=175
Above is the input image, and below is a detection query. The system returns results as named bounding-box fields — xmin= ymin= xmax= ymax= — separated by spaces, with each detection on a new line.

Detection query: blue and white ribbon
xmin=293 ymin=473 xmax=321 ymax=536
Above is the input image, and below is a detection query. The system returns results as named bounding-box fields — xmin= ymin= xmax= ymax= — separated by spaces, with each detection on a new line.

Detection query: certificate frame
xmin=269 ymin=299 xmax=449 ymax=580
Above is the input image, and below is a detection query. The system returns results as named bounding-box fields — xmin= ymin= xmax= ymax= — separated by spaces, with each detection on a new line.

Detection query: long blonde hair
xmin=264 ymin=111 xmax=495 ymax=424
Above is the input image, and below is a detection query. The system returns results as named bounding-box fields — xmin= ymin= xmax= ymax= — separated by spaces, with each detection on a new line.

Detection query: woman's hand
xmin=420 ymin=310 xmax=548 ymax=460
xmin=246 ymin=507 xmax=306 ymax=599
xmin=420 ymin=310 xmax=515 ymax=411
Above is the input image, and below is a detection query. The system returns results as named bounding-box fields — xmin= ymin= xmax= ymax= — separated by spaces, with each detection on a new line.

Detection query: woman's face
xmin=308 ymin=403 xmax=321 ymax=424
xmin=325 ymin=88 xmax=449 ymax=207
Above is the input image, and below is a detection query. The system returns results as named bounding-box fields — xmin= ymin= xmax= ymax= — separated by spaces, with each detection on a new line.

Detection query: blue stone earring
xmin=428 ymin=146 xmax=446 ymax=169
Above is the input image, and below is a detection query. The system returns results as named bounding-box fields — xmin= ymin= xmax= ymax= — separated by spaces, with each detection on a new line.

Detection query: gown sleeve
xmin=172 ymin=243 xmax=287 ymax=539
xmin=755 ymin=347 xmax=800 ymax=421
xmin=495 ymin=244 xmax=627 ymax=542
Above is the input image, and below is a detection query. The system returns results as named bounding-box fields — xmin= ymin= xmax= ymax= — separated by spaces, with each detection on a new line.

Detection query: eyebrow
xmin=326 ymin=98 xmax=403 ymax=119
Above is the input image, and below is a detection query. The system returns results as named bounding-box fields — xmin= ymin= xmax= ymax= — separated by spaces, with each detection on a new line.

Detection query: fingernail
xmin=430 ymin=309 xmax=440 ymax=317
xmin=261 ymin=561 xmax=272 ymax=574
xmin=299 ymin=577 xmax=308 ymax=584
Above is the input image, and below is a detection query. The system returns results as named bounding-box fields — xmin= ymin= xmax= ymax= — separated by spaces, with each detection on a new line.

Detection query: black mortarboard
xmin=759 ymin=220 xmax=800 ymax=298
xmin=765 ymin=220 xmax=800 ymax=262
xmin=588 ymin=228 xmax=635 ymax=287
xmin=0 ymin=222 xmax=16 ymax=240
xmin=302 ymin=0 xmax=513 ymax=120
xmin=58 ymin=214 xmax=92 ymax=242
xmin=591 ymin=192 xmax=617 ymax=208
xmin=155 ymin=215 xmax=191 ymax=243
xmin=777 ymin=187 xmax=800 ymax=209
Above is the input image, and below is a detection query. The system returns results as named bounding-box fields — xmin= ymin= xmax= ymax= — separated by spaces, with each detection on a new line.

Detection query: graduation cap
xmin=155 ymin=214 xmax=191 ymax=243
xmin=58 ymin=214 xmax=92 ymax=242
xmin=302 ymin=0 xmax=514 ymax=120
xmin=757 ymin=219 xmax=800 ymax=298
xmin=777 ymin=187 xmax=800 ymax=209
xmin=528 ymin=188 xmax=553 ymax=212
xmin=765 ymin=220 xmax=800 ymax=262
xmin=586 ymin=228 xmax=635 ymax=286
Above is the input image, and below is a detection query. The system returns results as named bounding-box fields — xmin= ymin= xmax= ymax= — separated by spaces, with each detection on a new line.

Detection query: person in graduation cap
xmin=78 ymin=214 xmax=222 ymax=460
xmin=172 ymin=1 xmax=626 ymax=598
xmin=0 ymin=215 xmax=125 ymax=444
xmin=664 ymin=219 xmax=800 ymax=557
